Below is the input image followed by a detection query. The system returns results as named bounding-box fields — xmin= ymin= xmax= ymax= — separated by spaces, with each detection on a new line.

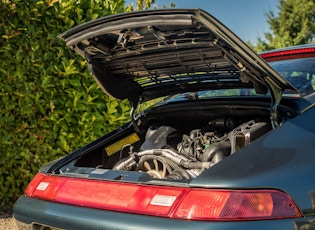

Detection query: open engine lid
xmin=59 ymin=9 xmax=297 ymax=102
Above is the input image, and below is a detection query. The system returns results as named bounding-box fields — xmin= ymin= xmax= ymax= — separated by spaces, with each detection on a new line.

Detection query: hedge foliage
xmin=0 ymin=0 xmax=136 ymax=211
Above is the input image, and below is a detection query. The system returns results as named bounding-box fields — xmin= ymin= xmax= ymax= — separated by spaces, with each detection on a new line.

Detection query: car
xmin=13 ymin=8 xmax=315 ymax=230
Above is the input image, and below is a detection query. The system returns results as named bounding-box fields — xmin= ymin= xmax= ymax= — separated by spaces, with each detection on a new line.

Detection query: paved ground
xmin=0 ymin=213 xmax=18 ymax=230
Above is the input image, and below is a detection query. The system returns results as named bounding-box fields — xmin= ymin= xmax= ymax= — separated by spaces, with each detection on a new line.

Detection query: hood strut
xmin=129 ymin=99 xmax=143 ymax=134
xmin=218 ymin=43 xmax=283 ymax=129
xmin=270 ymin=98 xmax=280 ymax=129
xmin=266 ymin=77 xmax=283 ymax=129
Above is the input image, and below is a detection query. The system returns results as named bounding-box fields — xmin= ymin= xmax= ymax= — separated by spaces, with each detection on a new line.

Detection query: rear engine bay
xmin=58 ymin=101 xmax=292 ymax=181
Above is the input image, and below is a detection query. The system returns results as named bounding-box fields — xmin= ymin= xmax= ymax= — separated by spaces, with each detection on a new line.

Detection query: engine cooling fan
xmin=137 ymin=155 xmax=179 ymax=179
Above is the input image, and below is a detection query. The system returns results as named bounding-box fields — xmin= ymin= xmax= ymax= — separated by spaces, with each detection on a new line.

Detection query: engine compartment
xmin=58 ymin=101 xmax=287 ymax=181
xmin=110 ymin=118 xmax=271 ymax=180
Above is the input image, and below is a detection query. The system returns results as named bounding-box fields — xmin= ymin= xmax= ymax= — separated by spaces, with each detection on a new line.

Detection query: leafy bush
xmin=0 ymin=0 xmax=131 ymax=211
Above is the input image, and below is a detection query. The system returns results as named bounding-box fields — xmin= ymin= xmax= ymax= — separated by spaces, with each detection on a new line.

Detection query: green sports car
xmin=13 ymin=8 xmax=315 ymax=230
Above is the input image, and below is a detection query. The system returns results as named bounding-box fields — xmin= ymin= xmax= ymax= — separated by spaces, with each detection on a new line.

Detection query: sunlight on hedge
xmin=0 ymin=0 xmax=130 ymax=211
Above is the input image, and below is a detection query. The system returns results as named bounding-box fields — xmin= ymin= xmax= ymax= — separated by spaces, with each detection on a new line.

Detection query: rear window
xmin=268 ymin=57 xmax=315 ymax=95
xmin=151 ymin=89 xmax=261 ymax=106
xmin=146 ymin=56 xmax=315 ymax=108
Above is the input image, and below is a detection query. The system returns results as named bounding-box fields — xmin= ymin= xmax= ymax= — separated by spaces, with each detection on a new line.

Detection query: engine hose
xmin=161 ymin=149 xmax=212 ymax=169
xmin=114 ymin=148 xmax=212 ymax=171
xmin=202 ymin=142 xmax=231 ymax=162
xmin=113 ymin=149 xmax=164 ymax=170
xmin=113 ymin=156 xmax=136 ymax=170
xmin=161 ymin=151 xmax=183 ymax=165
xmin=179 ymin=160 xmax=213 ymax=169
xmin=164 ymin=149 xmax=192 ymax=161
xmin=137 ymin=149 xmax=190 ymax=163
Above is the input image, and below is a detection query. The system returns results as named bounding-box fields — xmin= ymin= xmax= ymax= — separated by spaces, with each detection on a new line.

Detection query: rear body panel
xmin=14 ymin=196 xmax=315 ymax=230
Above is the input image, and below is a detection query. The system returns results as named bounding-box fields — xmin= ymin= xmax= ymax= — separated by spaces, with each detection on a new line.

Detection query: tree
xmin=135 ymin=0 xmax=155 ymax=11
xmin=253 ymin=0 xmax=315 ymax=52
xmin=125 ymin=0 xmax=175 ymax=11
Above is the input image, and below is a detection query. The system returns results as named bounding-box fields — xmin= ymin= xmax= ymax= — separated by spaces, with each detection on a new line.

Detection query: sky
xmin=125 ymin=0 xmax=279 ymax=45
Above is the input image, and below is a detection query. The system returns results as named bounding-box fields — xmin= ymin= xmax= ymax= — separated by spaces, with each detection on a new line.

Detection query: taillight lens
xmin=260 ymin=47 xmax=315 ymax=61
xmin=25 ymin=173 xmax=302 ymax=221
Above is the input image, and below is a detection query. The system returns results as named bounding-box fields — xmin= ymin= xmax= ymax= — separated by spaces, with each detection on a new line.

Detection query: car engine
xmin=112 ymin=119 xmax=271 ymax=180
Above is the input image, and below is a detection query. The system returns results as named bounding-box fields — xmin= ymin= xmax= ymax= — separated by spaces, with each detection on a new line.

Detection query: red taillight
xmin=25 ymin=173 xmax=302 ymax=221
xmin=173 ymin=189 xmax=300 ymax=220
xmin=25 ymin=173 xmax=185 ymax=216
xmin=260 ymin=47 xmax=315 ymax=62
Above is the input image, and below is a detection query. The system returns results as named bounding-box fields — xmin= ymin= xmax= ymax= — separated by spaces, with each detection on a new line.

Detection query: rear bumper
xmin=14 ymin=195 xmax=313 ymax=230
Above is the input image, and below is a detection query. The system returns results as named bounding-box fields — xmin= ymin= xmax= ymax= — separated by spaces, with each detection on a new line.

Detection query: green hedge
xmin=0 ymin=0 xmax=133 ymax=211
